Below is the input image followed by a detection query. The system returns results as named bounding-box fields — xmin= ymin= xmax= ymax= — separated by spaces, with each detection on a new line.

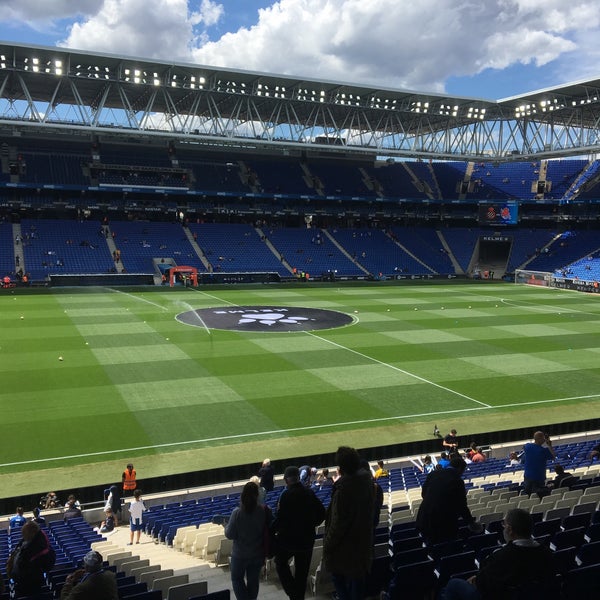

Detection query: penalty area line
xmin=2 ymin=392 xmax=599 ymax=469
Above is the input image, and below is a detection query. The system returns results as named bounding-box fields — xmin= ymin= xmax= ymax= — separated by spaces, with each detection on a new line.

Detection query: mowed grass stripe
xmin=0 ymin=283 xmax=599 ymax=487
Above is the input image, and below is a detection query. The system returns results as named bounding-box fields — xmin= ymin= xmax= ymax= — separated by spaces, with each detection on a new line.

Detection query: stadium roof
xmin=1 ymin=41 xmax=600 ymax=161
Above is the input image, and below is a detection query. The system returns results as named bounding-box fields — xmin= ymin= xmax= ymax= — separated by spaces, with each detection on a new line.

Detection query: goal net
xmin=514 ymin=269 xmax=553 ymax=287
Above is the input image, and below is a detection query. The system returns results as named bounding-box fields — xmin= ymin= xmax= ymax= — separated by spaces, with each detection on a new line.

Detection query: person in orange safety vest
xmin=122 ymin=463 xmax=137 ymax=493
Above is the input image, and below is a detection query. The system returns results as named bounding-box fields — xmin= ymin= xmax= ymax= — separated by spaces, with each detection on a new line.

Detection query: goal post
xmin=514 ymin=269 xmax=553 ymax=287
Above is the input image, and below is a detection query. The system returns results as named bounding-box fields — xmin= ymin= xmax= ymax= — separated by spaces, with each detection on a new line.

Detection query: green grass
xmin=1 ymin=282 xmax=599 ymax=496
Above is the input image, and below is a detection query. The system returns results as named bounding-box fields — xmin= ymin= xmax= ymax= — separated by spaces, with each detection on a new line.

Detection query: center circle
xmin=175 ymin=305 xmax=355 ymax=332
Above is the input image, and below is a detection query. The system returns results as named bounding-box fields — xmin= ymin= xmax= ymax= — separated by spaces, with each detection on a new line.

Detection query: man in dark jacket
xmin=416 ymin=456 xmax=481 ymax=544
xmin=258 ymin=458 xmax=275 ymax=492
xmin=273 ymin=465 xmax=326 ymax=600
xmin=7 ymin=521 xmax=55 ymax=597
xmin=60 ymin=550 xmax=118 ymax=600
xmin=323 ymin=446 xmax=375 ymax=600
xmin=441 ymin=508 xmax=556 ymax=599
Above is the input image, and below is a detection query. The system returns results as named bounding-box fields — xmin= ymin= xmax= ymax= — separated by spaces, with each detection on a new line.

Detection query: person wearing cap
xmin=122 ymin=462 xmax=137 ymax=493
xmin=272 ymin=465 xmax=326 ymax=600
xmin=60 ymin=550 xmax=118 ymax=599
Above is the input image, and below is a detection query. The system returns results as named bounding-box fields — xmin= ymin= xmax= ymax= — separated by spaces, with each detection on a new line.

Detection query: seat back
xmin=166 ymin=581 xmax=208 ymax=600
xmin=140 ymin=568 xmax=174 ymax=588
xmin=152 ymin=574 xmax=189 ymax=595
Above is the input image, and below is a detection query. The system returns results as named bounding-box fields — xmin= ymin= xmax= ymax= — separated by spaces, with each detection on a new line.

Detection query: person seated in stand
xmin=7 ymin=521 xmax=55 ymax=597
xmin=66 ymin=493 xmax=82 ymax=510
xmin=471 ymin=448 xmax=487 ymax=463
xmin=465 ymin=442 xmax=478 ymax=461
xmin=373 ymin=460 xmax=389 ymax=479
xmin=506 ymin=451 xmax=521 ymax=467
xmin=44 ymin=491 xmax=59 ymax=509
xmin=95 ymin=508 xmax=115 ymax=534
xmin=438 ymin=452 xmax=451 ymax=469
xmin=64 ymin=500 xmax=82 ymax=522
xmin=32 ymin=507 xmax=46 ymax=526
xmin=441 ymin=508 xmax=556 ymax=599
xmin=60 ymin=549 xmax=118 ymax=599
xmin=590 ymin=442 xmax=600 ymax=462
xmin=314 ymin=468 xmax=334 ymax=488
xmin=547 ymin=464 xmax=578 ymax=489
xmin=421 ymin=455 xmax=435 ymax=474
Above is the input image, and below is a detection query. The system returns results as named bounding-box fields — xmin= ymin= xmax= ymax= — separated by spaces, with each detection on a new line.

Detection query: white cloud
xmin=189 ymin=0 xmax=599 ymax=92
xmin=0 ymin=1 xmax=97 ymax=31
xmin=2 ymin=0 xmax=599 ymax=94
xmin=59 ymin=0 xmax=223 ymax=62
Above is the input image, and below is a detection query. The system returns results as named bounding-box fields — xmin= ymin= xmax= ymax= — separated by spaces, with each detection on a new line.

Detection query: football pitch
xmin=1 ymin=281 xmax=599 ymax=497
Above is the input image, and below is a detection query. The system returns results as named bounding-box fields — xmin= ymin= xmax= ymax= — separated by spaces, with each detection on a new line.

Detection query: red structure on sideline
xmin=169 ymin=266 xmax=198 ymax=287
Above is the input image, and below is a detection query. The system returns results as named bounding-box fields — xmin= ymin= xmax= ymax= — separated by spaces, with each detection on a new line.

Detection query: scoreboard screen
xmin=478 ymin=201 xmax=518 ymax=226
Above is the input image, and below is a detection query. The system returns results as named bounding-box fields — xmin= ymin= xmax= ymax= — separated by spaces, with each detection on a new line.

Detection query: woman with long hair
xmin=225 ymin=481 xmax=270 ymax=600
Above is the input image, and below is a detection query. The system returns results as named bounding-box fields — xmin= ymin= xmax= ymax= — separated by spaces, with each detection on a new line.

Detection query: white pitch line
xmin=3 ymin=391 xmax=599 ymax=469
xmin=306 ymin=331 xmax=491 ymax=408
xmin=106 ymin=287 xmax=169 ymax=311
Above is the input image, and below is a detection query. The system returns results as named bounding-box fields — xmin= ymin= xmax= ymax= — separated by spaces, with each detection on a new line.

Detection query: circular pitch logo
xmin=175 ymin=306 xmax=354 ymax=332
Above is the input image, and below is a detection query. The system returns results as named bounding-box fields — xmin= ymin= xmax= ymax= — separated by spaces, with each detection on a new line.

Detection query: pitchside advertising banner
xmin=551 ymin=277 xmax=600 ymax=294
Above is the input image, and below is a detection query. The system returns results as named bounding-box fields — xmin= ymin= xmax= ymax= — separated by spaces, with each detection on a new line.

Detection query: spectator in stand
xmin=272 ymin=466 xmax=326 ymax=600
xmin=522 ymin=431 xmax=555 ymax=497
xmin=590 ymin=442 xmax=600 ymax=462
xmin=471 ymin=448 xmax=487 ymax=463
xmin=63 ymin=500 xmax=82 ymax=522
xmin=299 ymin=465 xmax=315 ymax=488
xmin=96 ymin=508 xmax=115 ymax=534
xmin=361 ymin=459 xmax=384 ymax=530
xmin=32 ymin=507 xmax=46 ymax=526
xmin=314 ymin=468 xmax=334 ymax=488
xmin=416 ymin=457 xmax=482 ymax=544
xmin=422 ymin=455 xmax=435 ymax=474
xmin=547 ymin=464 xmax=577 ymax=490
xmin=323 ymin=446 xmax=374 ymax=600
xmin=465 ymin=442 xmax=478 ymax=461
xmin=438 ymin=452 xmax=451 ymax=469
xmin=441 ymin=509 xmax=556 ymax=599
xmin=104 ymin=485 xmax=122 ymax=526
xmin=225 ymin=481 xmax=271 ymax=600
xmin=59 ymin=550 xmax=118 ymax=600
xmin=249 ymin=475 xmax=267 ymax=505
xmin=443 ymin=429 xmax=460 ymax=453
xmin=9 ymin=506 xmax=27 ymax=530
xmin=128 ymin=489 xmax=146 ymax=545
xmin=7 ymin=521 xmax=55 ymax=597
xmin=258 ymin=458 xmax=275 ymax=492
xmin=373 ymin=460 xmax=389 ymax=479
xmin=44 ymin=491 xmax=59 ymax=509
xmin=66 ymin=493 xmax=81 ymax=510
xmin=506 ymin=451 xmax=521 ymax=467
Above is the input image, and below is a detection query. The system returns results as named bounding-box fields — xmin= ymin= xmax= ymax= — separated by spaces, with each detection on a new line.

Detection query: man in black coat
xmin=441 ymin=508 xmax=556 ymax=599
xmin=416 ymin=456 xmax=481 ymax=544
xmin=272 ymin=465 xmax=326 ymax=600
xmin=259 ymin=458 xmax=275 ymax=492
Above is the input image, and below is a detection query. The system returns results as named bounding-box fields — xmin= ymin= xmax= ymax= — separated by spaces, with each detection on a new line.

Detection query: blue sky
xmin=1 ymin=0 xmax=598 ymax=100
